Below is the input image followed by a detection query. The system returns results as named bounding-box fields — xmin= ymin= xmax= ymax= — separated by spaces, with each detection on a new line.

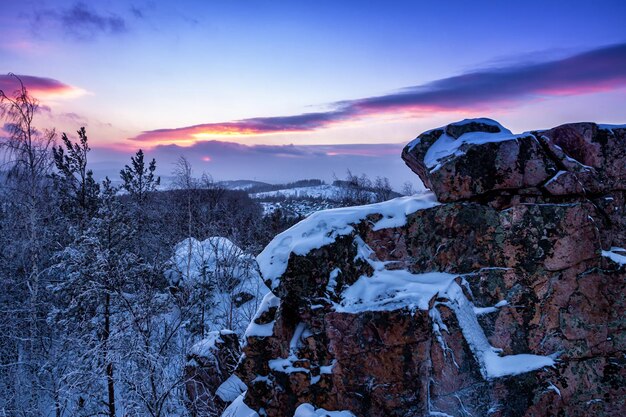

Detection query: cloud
xmin=350 ymin=42 xmax=626 ymax=112
xmin=0 ymin=74 xmax=85 ymax=100
xmin=130 ymin=42 xmax=626 ymax=146
xmin=131 ymin=110 xmax=354 ymax=145
xmin=31 ymin=2 xmax=128 ymax=41
xmin=130 ymin=6 xmax=145 ymax=19
xmin=90 ymin=141 xmax=415 ymax=189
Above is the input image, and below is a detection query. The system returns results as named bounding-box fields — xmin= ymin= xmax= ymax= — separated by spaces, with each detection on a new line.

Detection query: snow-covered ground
xmin=259 ymin=200 xmax=339 ymax=218
xmin=218 ymin=180 xmax=271 ymax=191
xmin=251 ymin=184 xmax=345 ymax=200
xmin=251 ymin=184 xmax=380 ymax=217
xmin=293 ymin=404 xmax=356 ymax=417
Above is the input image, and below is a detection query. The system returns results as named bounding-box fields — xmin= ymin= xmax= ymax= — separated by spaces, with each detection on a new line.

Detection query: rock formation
xmin=185 ymin=330 xmax=242 ymax=416
xmin=222 ymin=119 xmax=625 ymax=417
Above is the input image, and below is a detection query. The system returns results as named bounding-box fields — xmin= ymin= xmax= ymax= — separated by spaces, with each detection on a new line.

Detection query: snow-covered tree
xmin=0 ymin=73 xmax=58 ymax=417
xmin=51 ymin=127 xmax=99 ymax=229
xmin=165 ymin=237 xmax=268 ymax=338
xmin=51 ymin=178 xmax=139 ymax=417
xmin=120 ymin=149 xmax=160 ymax=205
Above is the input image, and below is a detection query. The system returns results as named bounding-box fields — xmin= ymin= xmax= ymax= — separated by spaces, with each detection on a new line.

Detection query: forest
xmin=0 ymin=76 xmax=396 ymax=417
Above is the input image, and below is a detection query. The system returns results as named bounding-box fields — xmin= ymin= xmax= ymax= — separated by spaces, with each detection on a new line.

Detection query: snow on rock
xmin=216 ymin=374 xmax=248 ymax=403
xmin=602 ymin=247 xmax=626 ymax=265
xmin=267 ymin=322 xmax=314 ymax=374
xmin=185 ymin=330 xmax=241 ymax=417
xmin=336 ymin=268 xmax=457 ymax=313
xmin=257 ymin=193 xmax=440 ymax=290
xmin=405 ymin=118 xmax=626 ymax=203
xmin=293 ymin=403 xmax=356 ymax=417
xmin=441 ymin=282 xmax=555 ymax=379
xmin=473 ymin=300 xmax=508 ymax=316
xmin=237 ymin=118 xmax=626 ymax=417
xmin=406 ymin=118 xmax=523 ymax=172
xmin=221 ymin=394 xmax=259 ymax=417
xmin=335 ymin=238 xmax=555 ymax=379
xmin=244 ymin=291 xmax=280 ymax=338
xmin=189 ymin=330 xmax=236 ymax=361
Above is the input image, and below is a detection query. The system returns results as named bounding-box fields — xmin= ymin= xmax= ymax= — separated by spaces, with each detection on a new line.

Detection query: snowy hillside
xmin=217 ymin=180 xmax=272 ymax=191
xmin=250 ymin=184 xmax=347 ymax=200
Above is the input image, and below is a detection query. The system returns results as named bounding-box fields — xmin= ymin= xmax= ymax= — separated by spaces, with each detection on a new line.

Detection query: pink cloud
xmin=0 ymin=74 xmax=85 ymax=100
xmin=126 ymin=42 xmax=626 ymax=147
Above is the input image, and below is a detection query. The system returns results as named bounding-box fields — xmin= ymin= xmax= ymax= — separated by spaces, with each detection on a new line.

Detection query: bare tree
xmin=173 ymin=156 xmax=200 ymax=301
xmin=401 ymin=181 xmax=415 ymax=196
xmin=334 ymin=170 xmax=373 ymax=206
xmin=0 ymin=73 xmax=56 ymax=416
xmin=373 ymin=176 xmax=393 ymax=202
xmin=0 ymin=72 xmax=56 ymax=274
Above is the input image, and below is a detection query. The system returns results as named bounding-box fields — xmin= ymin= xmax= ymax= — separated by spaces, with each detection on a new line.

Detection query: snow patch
xmin=189 ymin=330 xmax=235 ymax=360
xmin=543 ymin=170 xmax=568 ymax=187
xmin=326 ymin=268 xmax=341 ymax=294
xmin=546 ymin=382 xmax=561 ymax=397
xmin=602 ymin=247 xmax=626 ymax=265
xmin=406 ymin=118 xmax=527 ymax=172
xmin=442 ymin=283 xmax=555 ymax=379
xmin=473 ymin=300 xmax=508 ymax=316
xmin=268 ymin=322 xmax=314 ymax=374
xmin=268 ymin=357 xmax=310 ymax=374
xmin=293 ymin=403 xmax=356 ymax=417
xmin=598 ymin=123 xmax=626 ymax=133
xmin=216 ymin=374 xmax=248 ymax=403
xmin=221 ymin=394 xmax=259 ymax=417
xmin=244 ymin=291 xmax=280 ymax=338
xmin=336 ymin=269 xmax=457 ymax=313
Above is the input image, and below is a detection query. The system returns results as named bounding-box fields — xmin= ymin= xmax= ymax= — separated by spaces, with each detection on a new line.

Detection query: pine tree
xmin=52 ymin=127 xmax=100 ymax=229
xmin=51 ymin=178 xmax=139 ymax=417
xmin=120 ymin=149 xmax=160 ymax=204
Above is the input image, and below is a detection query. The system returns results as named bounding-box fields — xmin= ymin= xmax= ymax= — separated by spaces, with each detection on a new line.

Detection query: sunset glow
xmin=1 ymin=0 xmax=625 ymax=185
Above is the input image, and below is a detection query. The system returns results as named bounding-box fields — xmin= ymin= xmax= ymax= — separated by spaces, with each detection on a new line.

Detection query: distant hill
xmin=216 ymin=180 xmax=272 ymax=191
xmin=250 ymin=184 xmax=344 ymax=200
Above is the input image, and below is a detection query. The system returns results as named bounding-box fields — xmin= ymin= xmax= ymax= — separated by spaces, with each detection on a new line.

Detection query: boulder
xmin=401 ymin=119 xmax=626 ymax=204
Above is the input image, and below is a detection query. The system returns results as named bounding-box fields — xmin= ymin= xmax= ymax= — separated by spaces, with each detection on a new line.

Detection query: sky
xmin=1 ymin=0 xmax=626 ymax=188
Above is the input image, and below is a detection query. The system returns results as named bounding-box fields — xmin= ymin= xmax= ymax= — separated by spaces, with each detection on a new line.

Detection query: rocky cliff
xmin=220 ymin=119 xmax=625 ymax=417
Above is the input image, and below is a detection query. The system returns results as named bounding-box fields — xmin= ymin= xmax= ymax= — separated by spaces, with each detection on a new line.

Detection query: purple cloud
xmin=350 ymin=42 xmax=626 ymax=112
xmin=129 ymin=42 xmax=626 ymax=145
xmin=30 ymin=2 xmax=128 ymax=41
xmin=0 ymin=74 xmax=85 ymax=102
